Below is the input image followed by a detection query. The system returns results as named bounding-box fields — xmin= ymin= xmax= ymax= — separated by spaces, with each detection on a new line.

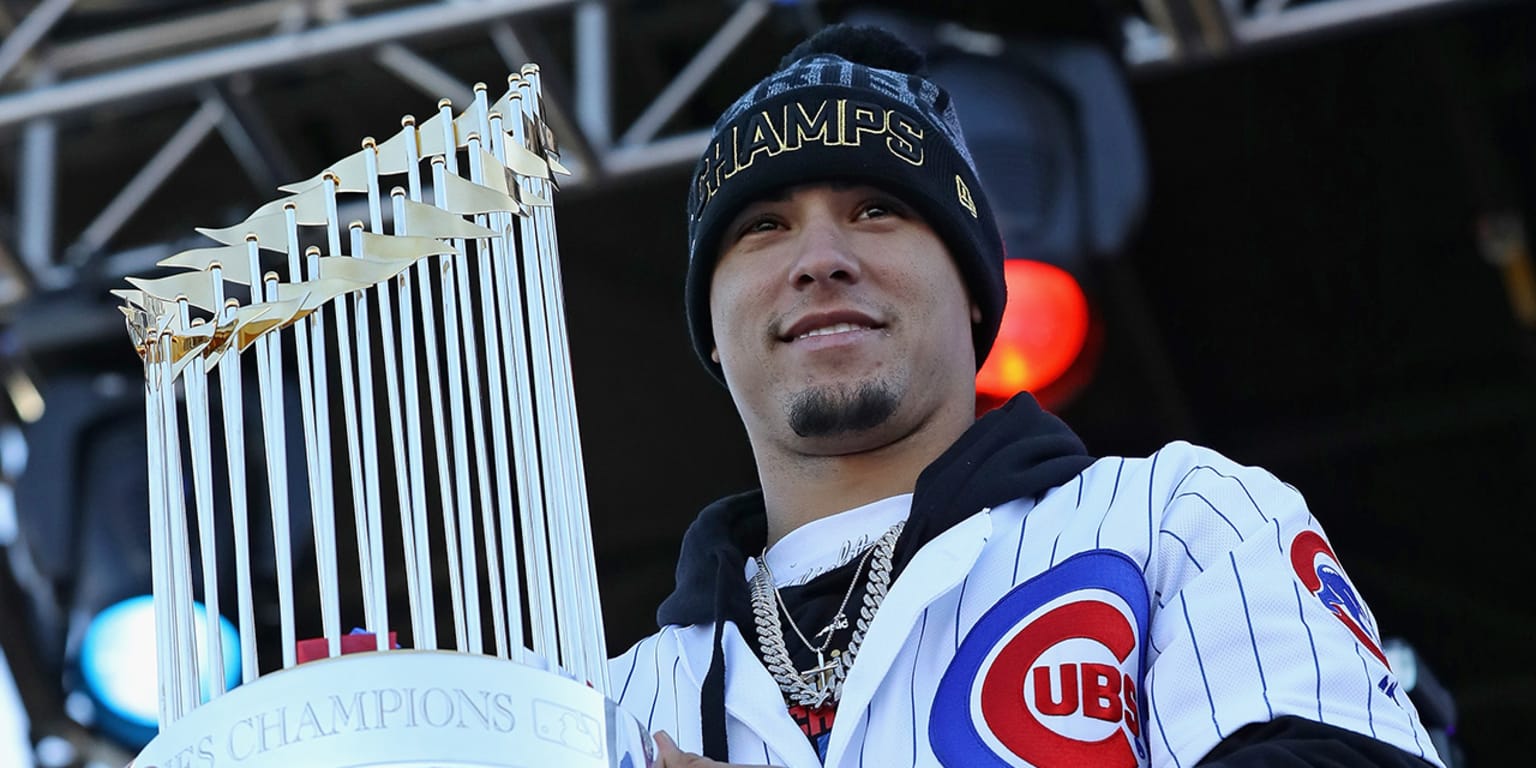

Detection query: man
xmin=611 ymin=24 xmax=1442 ymax=768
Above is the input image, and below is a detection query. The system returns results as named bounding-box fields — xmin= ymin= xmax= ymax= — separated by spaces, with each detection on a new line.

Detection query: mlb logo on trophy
xmin=933 ymin=551 xmax=1149 ymax=767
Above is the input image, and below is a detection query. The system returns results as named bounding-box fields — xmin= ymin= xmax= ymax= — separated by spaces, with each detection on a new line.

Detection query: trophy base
xmin=133 ymin=651 xmax=653 ymax=768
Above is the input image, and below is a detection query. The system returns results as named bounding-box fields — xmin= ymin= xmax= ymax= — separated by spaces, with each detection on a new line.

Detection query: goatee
xmin=786 ymin=380 xmax=899 ymax=438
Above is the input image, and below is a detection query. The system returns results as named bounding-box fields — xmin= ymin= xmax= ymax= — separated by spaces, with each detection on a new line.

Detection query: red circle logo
xmin=932 ymin=551 xmax=1149 ymax=768
xmin=973 ymin=599 xmax=1140 ymax=767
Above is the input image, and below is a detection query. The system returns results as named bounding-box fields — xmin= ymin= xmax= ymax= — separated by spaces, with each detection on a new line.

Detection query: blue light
xmin=78 ymin=596 xmax=240 ymax=745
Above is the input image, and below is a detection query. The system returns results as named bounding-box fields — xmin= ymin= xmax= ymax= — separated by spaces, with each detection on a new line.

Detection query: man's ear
xmin=971 ymin=303 xmax=982 ymax=324
xmin=710 ymin=347 xmax=721 ymax=364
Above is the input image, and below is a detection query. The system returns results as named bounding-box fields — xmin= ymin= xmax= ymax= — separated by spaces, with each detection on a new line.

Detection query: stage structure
xmin=0 ymin=0 xmax=1488 ymax=309
xmin=115 ymin=66 xmax=649 ymax=767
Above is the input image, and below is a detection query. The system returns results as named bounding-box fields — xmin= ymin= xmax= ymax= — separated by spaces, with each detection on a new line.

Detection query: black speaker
xmin=845 ymin=7 xmax=1148 ymax=269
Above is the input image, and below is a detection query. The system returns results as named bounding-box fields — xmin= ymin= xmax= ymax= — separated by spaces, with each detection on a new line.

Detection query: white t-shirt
xmin=746 ymin=494 xmax=912 ymax=588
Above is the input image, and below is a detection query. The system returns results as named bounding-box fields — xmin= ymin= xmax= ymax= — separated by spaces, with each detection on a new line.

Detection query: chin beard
xmin=786 ymin=379 xmax=899 ymax=438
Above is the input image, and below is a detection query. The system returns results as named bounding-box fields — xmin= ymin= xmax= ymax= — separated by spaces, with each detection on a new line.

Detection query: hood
xmin=656 ymin=392 xmax=1095 ymax=629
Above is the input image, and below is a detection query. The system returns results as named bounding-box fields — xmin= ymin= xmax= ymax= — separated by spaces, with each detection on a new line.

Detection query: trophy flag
xmin=120 ymin=68 xmax=650 ymax=767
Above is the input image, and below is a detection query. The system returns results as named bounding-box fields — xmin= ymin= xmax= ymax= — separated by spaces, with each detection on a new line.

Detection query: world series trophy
xmin=114 ymin=66 xmax=652 ymax=767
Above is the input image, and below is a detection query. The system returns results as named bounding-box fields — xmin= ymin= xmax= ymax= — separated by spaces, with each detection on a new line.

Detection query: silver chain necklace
xmin=750 ymin=520 xmax=904 ymax=708
xmin=758 ymin=534 xmax=876 ymax=656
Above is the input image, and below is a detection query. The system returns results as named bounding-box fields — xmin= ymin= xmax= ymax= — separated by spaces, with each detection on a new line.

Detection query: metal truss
xmin=1125 ymin=0 xmax=1500 ymax=66
xmin=0 ymin=0 xmax=773 ymax=310
xmin=0 ymin=0 xmax=1499 ymax=316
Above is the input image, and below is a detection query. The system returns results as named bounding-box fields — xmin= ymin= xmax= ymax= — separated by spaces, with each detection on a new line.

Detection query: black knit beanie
xmin=684 ymin=24 xmax=1008 ymax=384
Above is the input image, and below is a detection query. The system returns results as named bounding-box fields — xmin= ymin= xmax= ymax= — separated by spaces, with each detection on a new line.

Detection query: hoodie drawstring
xmin=701 ymin=553 xmax=733 ymax=760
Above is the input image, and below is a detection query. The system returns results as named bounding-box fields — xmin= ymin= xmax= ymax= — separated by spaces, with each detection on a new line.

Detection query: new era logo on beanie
xmin=684 ymin=25 xmax=1008 ymax=385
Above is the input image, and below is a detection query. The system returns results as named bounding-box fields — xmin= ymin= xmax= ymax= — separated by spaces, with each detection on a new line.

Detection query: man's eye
xmin=740 ymin=216 xmax=781 ymax=236
xmin=859 ymin=201 xmax=898 ymax=219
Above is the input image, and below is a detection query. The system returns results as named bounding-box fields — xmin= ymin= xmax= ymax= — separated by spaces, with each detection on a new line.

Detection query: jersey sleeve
xmin=610 ymin=630 xmax=678 ymax=740
xmin=1139 ymin=442 xmax=1441 ymax=768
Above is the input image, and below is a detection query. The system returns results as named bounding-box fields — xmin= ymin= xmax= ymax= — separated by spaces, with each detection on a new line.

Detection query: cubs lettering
xmin=693 ymin=98 xmax=925 ymax=213
xmin=980 ymin=600 xmax=1142 ymax=766
xmin=1029 ymin=662 xmax=1140 ymax=733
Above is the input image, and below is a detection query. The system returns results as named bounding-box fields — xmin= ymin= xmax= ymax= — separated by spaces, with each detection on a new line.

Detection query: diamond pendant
xmin=802 ymin=649 xmax=842 ymax=692
xmin=814 ymin=612 xmax=850 ymax=641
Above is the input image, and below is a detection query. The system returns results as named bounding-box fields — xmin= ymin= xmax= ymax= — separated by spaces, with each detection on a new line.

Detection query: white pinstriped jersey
xmin=609 ymin=441 xmax=1443 ymax=768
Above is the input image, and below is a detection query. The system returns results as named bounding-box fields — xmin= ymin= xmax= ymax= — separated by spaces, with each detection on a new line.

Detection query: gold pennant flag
xmin=503 ymin=137 xmax=551 ymax=180
xmin=159 ymin=244 xmax=261 ymax=285
xmin=357 ymin=230 xmax=457 ymax=263
xmin=488 ymin=90 xmax=516 ymax=126
xmin=439 ymin=172 xmax=522 ymax=216
xmin=278 ymin=146 xmax=374 ymax=195
xmin=521 ymin=187 xmax=552 ymax=208
xmin=204 ymin=303 xmax=269 ymax=370
xmin=374 ymin=125 xmax=416 ymax=175
xmin=541 ymin=122 xmax=563 ymax=165
xmin=120 ymin=295 xmax=177 ymax=335
xmin=126 ymin=272 xmax=221 ymax=313
xmin=399 ymin=198 xmax=497 ymax=240
xmin=454 ymin=108 xmax=483 ymax=144
xmin=120 ymin=306 xmax=150 ymax=351
xmin=473 ymin=147 xmax=527 ymax=207
xmin=271 ymin=277 xmax=365 ymax=312
xmin=111 ymin=288 xmax=146 ymax=308
xmin=477 ymin=148 xmax=513 ymax=195
xmin=249 ymin=183 xmax=333 ymax=224
xmin=169 ymin=337 xmax=213 ymax=379
xmin=315 ymin=255 xmax=412 ymax=285
xmin=158 ymin=320 xmax=214 ymax=378
xmin=520 ymin=113 xmax=541 ymax=154
xmin=518 ymin=110 xmax=569 ymax=175
xmin=196 ymin=213 xmax=291 ymax=251
xmin=235 ymin=297 xmax=307 ymax=352
xmin=416 ymin=110 xmax=457 ymax=159
xmin=485 ymin=95 xmax=516 ymax=135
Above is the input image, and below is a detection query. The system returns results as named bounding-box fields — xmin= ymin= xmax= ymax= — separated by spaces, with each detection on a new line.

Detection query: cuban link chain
xmin=750 ymin=520 xmax=905 ymax=708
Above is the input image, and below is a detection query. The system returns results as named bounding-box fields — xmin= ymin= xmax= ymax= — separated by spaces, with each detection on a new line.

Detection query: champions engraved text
xmin=153 ymin=686 xmax=518 ymax=768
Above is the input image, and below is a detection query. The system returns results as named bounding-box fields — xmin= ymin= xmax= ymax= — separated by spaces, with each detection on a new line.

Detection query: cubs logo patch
xmin=932 ymin=551 xmax=1149 ymax=768
xmin=1289 ymin=530 xmax=1389 ymax=667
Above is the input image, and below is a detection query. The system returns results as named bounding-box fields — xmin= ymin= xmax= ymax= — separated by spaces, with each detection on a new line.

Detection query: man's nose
xmin=789 ymin=219 xmax=860 ymax=289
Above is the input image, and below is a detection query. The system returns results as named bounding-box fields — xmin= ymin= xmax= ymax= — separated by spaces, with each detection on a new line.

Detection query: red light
xmin=976 ymin=260 xmax=1089 ymax=402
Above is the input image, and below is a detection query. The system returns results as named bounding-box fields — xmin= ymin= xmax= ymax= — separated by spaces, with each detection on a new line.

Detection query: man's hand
xmin=652 ymin=731 xmax=783 ymax=768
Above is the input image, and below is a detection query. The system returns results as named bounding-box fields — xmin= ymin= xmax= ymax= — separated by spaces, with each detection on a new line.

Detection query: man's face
xmin=709 ymin=183 xmax=979 ymax=456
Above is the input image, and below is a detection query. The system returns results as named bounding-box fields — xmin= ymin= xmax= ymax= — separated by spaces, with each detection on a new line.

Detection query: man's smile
xmin=779 ymin=310 xmax=886 ymax=345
